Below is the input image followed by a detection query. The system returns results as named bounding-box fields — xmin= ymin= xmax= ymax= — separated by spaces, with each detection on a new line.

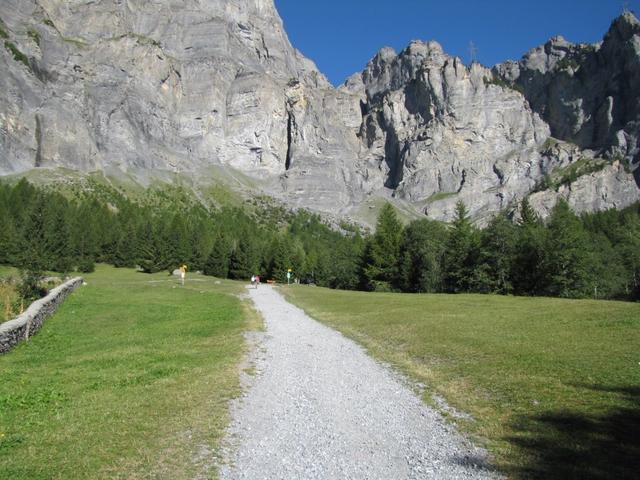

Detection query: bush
xmin=372 ymin=281 xmax=393 ymax=292
xmin=77 ymin=258 xmax=95 ymax=273
xmin=17 ymin=270 xmax=46 ymax=303
xmin=27 ymin=28 xmax=40 ymax=46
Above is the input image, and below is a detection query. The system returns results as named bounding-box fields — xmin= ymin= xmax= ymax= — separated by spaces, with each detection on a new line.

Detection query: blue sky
xmin=274 ymin=0 xmax=640 ymax=85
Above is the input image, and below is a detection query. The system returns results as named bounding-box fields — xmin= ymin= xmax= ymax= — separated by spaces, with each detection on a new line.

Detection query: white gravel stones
xmin=219 ymin=286 xmax=501 ymax=479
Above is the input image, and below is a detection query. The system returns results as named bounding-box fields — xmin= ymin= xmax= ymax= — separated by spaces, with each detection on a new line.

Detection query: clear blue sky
xmin=274 ymin=0 xmax=640 ymax=85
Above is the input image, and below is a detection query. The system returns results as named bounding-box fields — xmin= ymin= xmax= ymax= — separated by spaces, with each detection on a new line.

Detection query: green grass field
xmin=0 ymin=265 xmax=258 ymax=479
xmin=281 ymin=286 xmax=640 ymax=479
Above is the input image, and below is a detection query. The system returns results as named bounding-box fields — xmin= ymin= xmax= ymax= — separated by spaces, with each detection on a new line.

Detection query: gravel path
xmin=219 ymin=286 xmax=501 ymax=479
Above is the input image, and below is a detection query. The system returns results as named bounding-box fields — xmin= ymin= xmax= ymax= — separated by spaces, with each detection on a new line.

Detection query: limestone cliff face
xmin=0 ymin=1 xmax=639 ymax=223
xmin=494 ymin=12 xmax=640 ymax=181
xmin=0 ymin=0 xmax=361 ymax=211
xmin=346 ymin=14 xmax=640 ymax=222
xmin=348 ymin=41 xmax=552 ymax=223
xmin=2 ymin=0 xmax=298 ymax=173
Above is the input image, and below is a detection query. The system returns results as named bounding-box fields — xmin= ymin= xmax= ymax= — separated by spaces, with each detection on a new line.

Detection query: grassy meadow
xmin=281 ymin=286 xmax=640 ymax=479
xmin=0 ymin=265 xmax=258 ymax=479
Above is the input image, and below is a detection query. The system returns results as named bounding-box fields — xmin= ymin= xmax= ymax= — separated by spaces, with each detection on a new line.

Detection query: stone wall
xmin=0 ymin=277 xmax=83 ymax=354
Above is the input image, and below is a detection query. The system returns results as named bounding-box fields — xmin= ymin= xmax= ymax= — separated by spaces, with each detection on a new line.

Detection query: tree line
xmin=1 ymin=179 xmax=638 ymax=301
xmin=0 ymin=179 xmax=363 ymax=289
xmin=361 ymin=200 xmax=640 ymax=300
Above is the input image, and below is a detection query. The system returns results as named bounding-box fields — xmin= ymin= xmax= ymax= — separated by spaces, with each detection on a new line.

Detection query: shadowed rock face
xmin=494 ymin=12 xmax=640 ymax=175
xmin=0 ymin=1 xmax=639 ymax=223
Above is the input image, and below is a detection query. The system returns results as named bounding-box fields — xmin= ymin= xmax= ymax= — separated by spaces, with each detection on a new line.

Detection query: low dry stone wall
xmin=0 ymin=277 xmax=83 ymax=354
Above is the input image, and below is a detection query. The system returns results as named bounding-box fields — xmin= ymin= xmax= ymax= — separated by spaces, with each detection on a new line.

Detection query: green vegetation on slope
xmin=282 ymin=286 xmax=640 ymax=479
xmin=0 ymin=178 xmax=364 ymax=290
xmin=1 ymin=178 xmax=639 ymax=301
xmin=0 ymin=18 xmax=8 ymax=39
xmin=3 ymin=40 xmax=29 ymax=69
xmin=533 ymin=156 xmax=610 ymax=192
xmin=0 ymin=265 xmax=255 ymax=479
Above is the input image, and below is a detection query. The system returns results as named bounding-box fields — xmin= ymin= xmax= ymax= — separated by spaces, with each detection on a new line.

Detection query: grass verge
xmin=0 ymin=265 xmax=253 ymax=479
xmin=0 ymin=266 xmax=20 ymax=322
xmin=281 ymin=286 xmax=640 ymax=479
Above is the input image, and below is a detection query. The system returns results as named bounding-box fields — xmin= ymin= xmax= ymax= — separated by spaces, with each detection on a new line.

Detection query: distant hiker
xmin=251 ymin=275 xmax=257 ymax=288
xmin=180 ymin=264 xmax=187 ymax=285
xmin=256 ymin=275 xmax=261 ymax=287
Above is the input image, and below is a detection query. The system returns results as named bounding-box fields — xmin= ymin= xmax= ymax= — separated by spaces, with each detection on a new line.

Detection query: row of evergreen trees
xmin=0 ymin=179 xmax=363 ymax=289
xmin=1 ymin=179 xmax=638 ymax=301
xmin=361 ymin=200 xmax=640 ymax=300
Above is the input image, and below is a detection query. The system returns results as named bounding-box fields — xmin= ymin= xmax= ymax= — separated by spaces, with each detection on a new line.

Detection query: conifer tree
xmin=512 ymin=198 xmax=546 ymax=295
xmin=8 ymin=178 xmax=37 ymax=226
xmin=17 ymin=192 xmax=49 ymax=273
xmin=269 ymin=234 xmax=293 ymax=282
xmin=113 ymin=220 xmax=138 ymax=268
xmin=228 ymin=236 xmax=257 ymax=280
xmin=360 ymin=203 xmax=403 ymax=291
xmin=136 ymin=220 xmax=169 ymax=273
xmin=165 ymin=213 xmax=191 ymax=268
xmin=475 ymin=211 xmax=516 ymax=293
xmin=443 ymin=201 xmax=478 ymax=293
xmin=70 ymin=202 xmax=100 ymax=267
xmin=543 ymin=199 xmax=592 ymax=298
xmin=189 ymin=218 xmax=214 ymax=272
xmin=0 ymin=202 xmax=17 ymax=265
xmin=42 ymin=192 xmax=74 ymax=272
xmin=289 ymin=238 xmax=306 ymax=280
xmin=204 ymin=234 xmax=232 ymax=278
xmin=398 ymin=219 xmax=447 ymax=292
xmin=319 ymin=232 xmax=362 ymax=289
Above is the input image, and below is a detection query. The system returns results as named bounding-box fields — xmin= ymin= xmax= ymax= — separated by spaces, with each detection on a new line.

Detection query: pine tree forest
xmin=1 ymin=179 xmax=639 ymax=301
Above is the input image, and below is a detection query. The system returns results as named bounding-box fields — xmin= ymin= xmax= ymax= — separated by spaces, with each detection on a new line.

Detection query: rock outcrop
xmin=494 ymin=12 xmax=640 ymax=179
xmin=1 ymin=1 xmax=639 ymax=223
xmin=348 ymin=41 xmax=552 ymax=223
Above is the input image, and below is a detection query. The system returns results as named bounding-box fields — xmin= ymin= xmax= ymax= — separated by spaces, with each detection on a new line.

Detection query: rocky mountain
xmin=0 ymin=1 xmax=639 ymax=224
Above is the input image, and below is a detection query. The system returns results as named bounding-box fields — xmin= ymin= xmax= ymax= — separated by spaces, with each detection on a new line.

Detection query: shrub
xmin=17 ymin=270 xmax=46 ymax=303
xmin=77 ymin=258 xmax=95 ymax=273
xmin=483 ymin=73 xmax=525 ymax=94
xmin=27 ymin=28 xmax=40 ymax=46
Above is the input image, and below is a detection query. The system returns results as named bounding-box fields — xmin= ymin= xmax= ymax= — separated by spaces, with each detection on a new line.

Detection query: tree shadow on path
xmin=505 ymin=385 xmax=640 ymax=479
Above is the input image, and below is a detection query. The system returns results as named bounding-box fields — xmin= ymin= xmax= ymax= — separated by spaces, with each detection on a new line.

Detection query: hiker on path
xmin=180 ymin=264 xmax=187 ymax=286
xmin=251 ymin=275 xmax=257 ymax=289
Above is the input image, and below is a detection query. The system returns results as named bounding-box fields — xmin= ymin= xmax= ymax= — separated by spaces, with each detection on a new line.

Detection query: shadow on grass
xmin=506 ymin=385 xmax=640 ymax=479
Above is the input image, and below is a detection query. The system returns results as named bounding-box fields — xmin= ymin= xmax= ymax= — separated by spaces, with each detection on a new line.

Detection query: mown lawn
xmin=0 ymin=265 xmax=257 ymax=479
xmin=281 ymin=286 xmax=640 ymax=479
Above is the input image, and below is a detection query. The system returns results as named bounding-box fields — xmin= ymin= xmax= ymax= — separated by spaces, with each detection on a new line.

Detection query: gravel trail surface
xmin=219 ymin=286 xmax=501 ymax=479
